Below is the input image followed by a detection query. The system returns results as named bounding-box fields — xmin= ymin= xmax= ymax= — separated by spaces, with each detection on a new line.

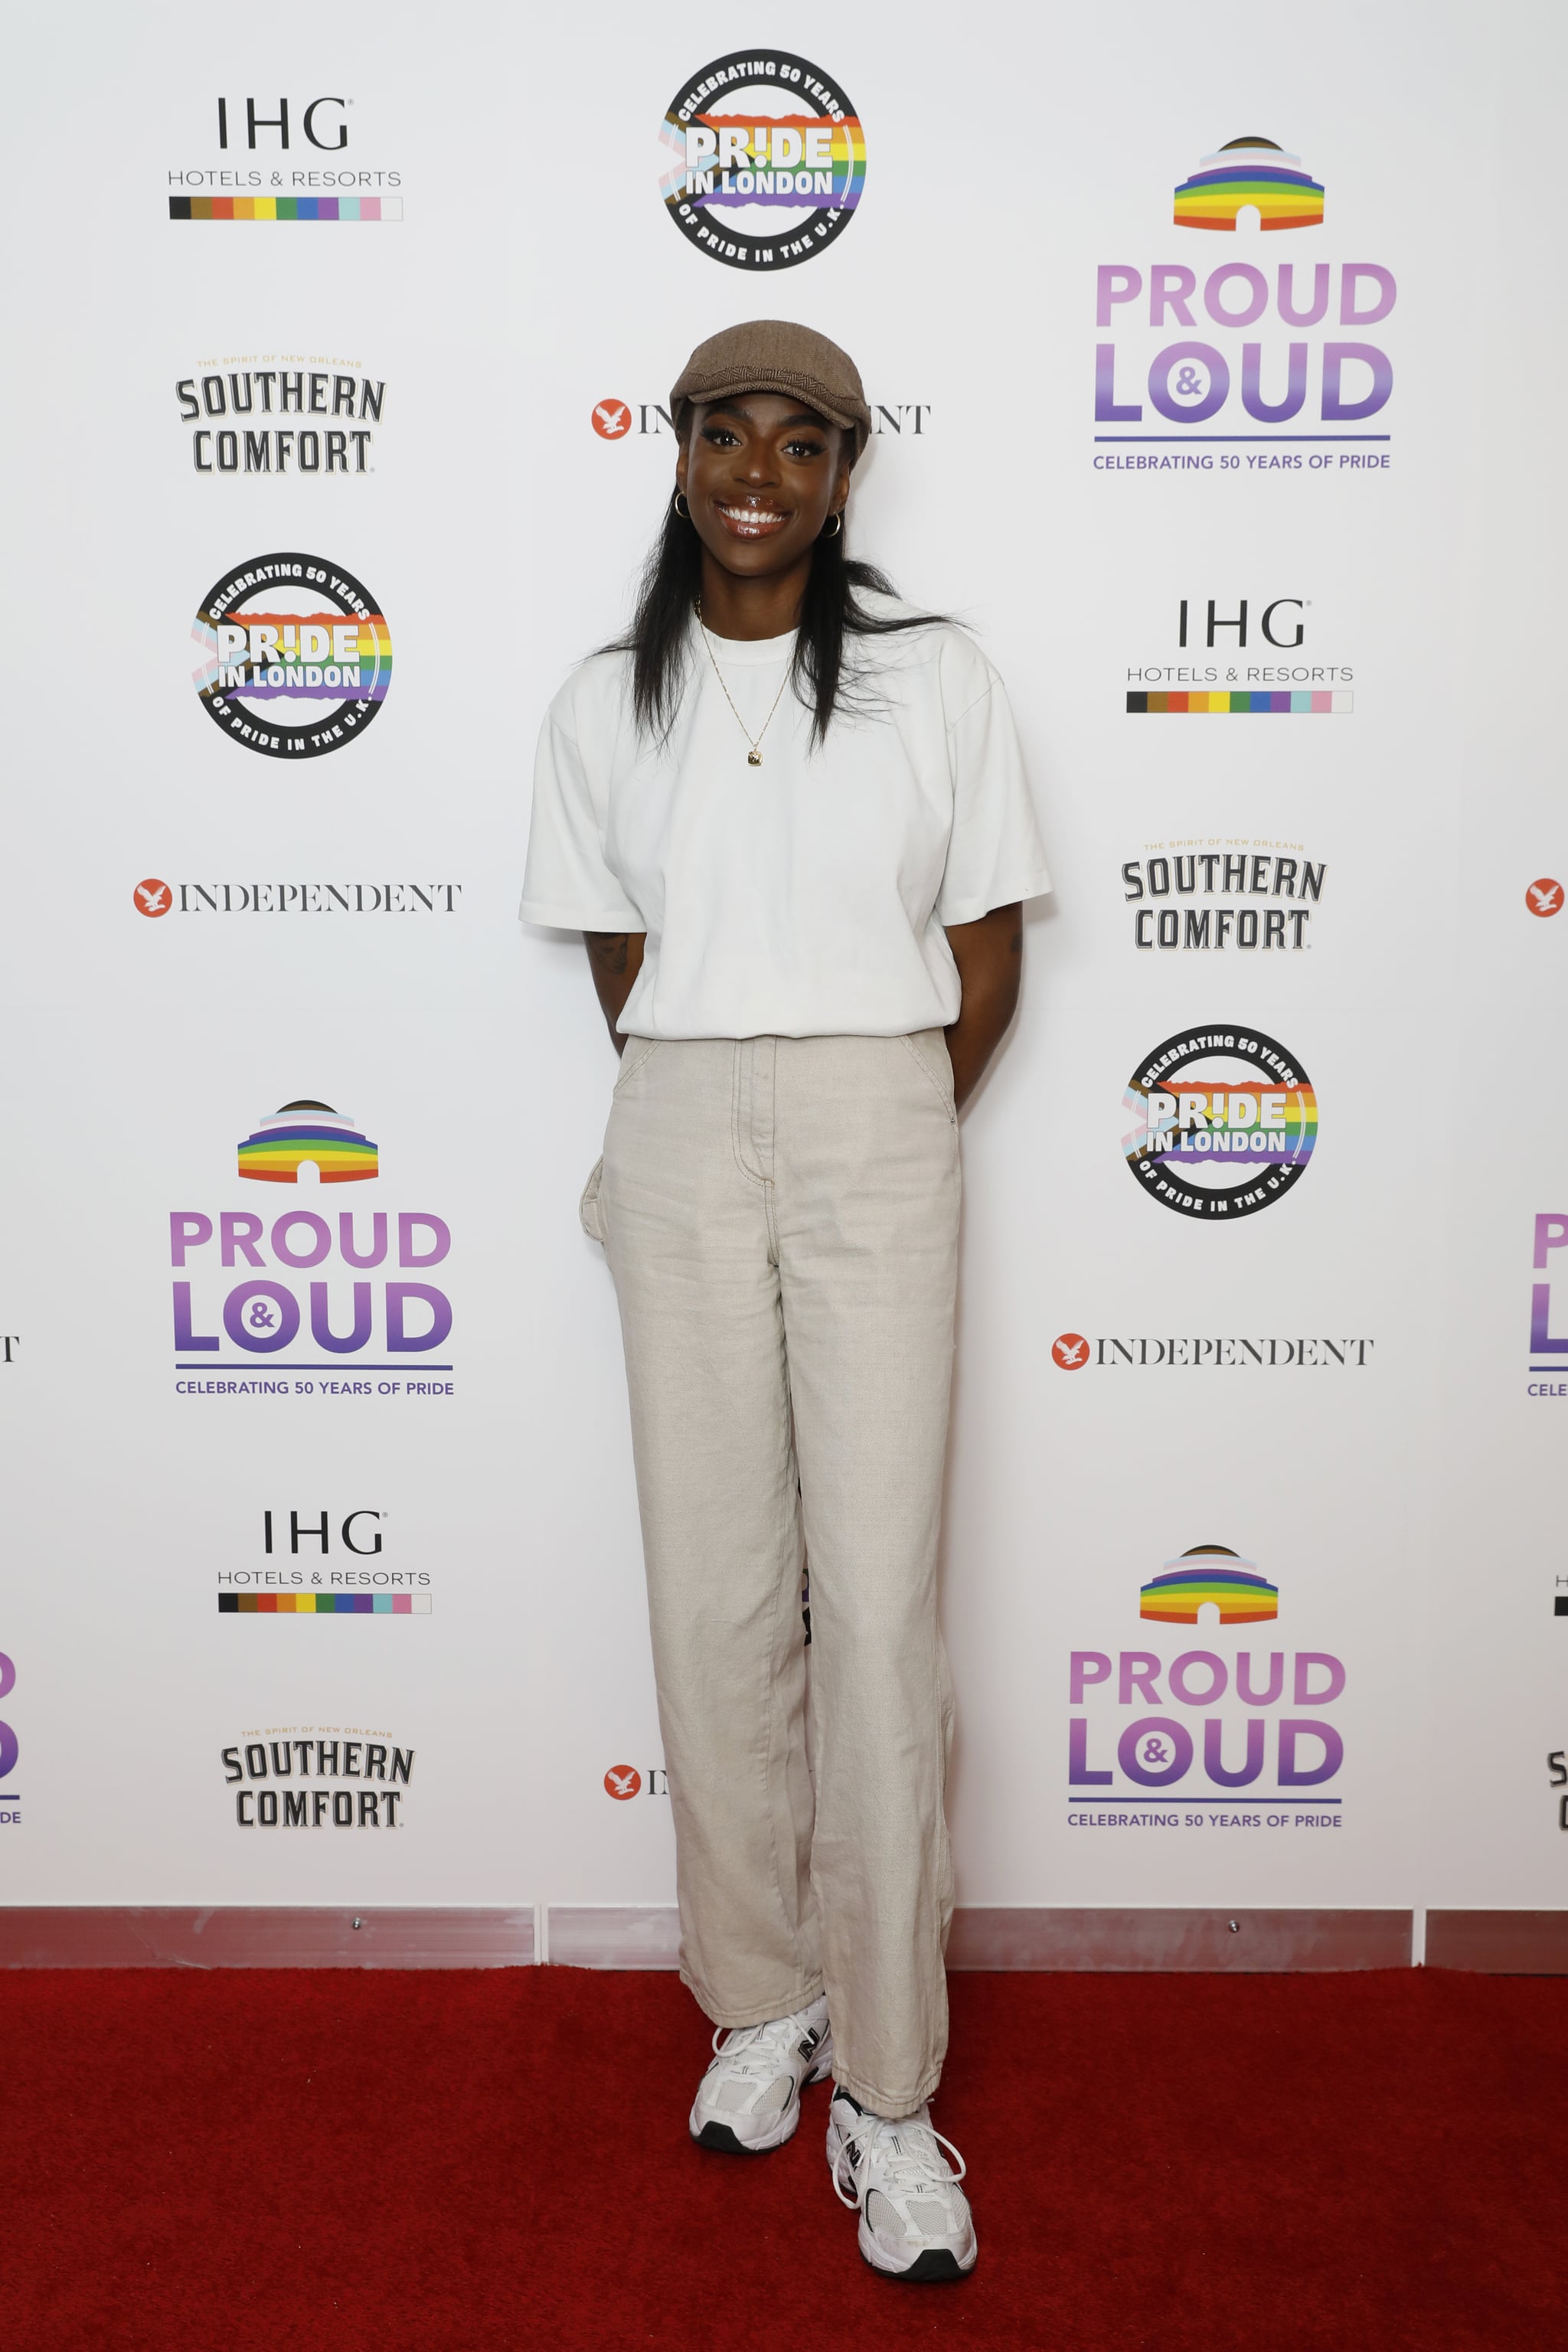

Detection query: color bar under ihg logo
xmin=1127 ymin=691 xmax=1353 ymax=714
xmin=169 ymin=197 xmax=403 ymax=220
xmin=218 ymin=1594 xmax=430 ymax=1613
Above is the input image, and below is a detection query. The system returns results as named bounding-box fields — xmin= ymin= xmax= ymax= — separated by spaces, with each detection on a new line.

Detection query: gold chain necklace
xmin=694 ymin=598 xmax=792 ymax=767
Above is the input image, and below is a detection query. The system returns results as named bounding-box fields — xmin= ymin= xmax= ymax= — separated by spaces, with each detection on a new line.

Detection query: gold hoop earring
xmin=820 ymin=511 xmax=843 ymax=540
xmin=673 ymin=491 xmax=691 ymax=520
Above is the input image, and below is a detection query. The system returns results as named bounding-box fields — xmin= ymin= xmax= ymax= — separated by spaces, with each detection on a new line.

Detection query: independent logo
xmin=191 ymin=552 xmax=390 ymax=760
xmin=1527 ymin=878 xmax=1563 ymax=918
xmin=1122 ymin=1027 xmax=1317 ymax=1220
xmin=604 ymin=1766 xmax=642 ymax=1800
xmin=135 ymin=878 xmax=172 ymax=917
xmin=1052 ymin=1333 xmax=1089 ymax=1370
xmin=592 ymin=399 xmax=632 ymax=439
xmin=658 ymin=52 xmax=864 ymax=272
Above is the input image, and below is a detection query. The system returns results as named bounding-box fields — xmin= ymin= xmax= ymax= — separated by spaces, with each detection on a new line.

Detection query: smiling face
xmin=675 ymin=393 xmax=850 ymax=586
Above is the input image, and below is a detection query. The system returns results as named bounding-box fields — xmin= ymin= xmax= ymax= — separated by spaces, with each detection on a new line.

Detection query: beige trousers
xmin=582 ymin=1031 xmax=961 ymax=2115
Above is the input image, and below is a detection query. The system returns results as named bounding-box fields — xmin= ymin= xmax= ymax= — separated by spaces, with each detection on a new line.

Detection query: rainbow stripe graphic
xmin=1127 ymin=1073 xmax=1318 ymax=1171
xmin=191 ymin=609 xmax=392 ymax=706
xmin=237 ymin=1103 xmax=378 ymax=1185
xmin=1122 ymin=1069 xmax=1318 ymax=1175
xmin=1174 ymin=139 xmax=1324 ymax=231
xmin=219 ymin=1593 xmax=430 ymax=1612
xmin=1128 ymin=691 xmax=1352 ymax=714
xmin=659 ymin=113 xmax=865 ymax=213
xmin=1141 ymin=1554 xmax=1279 ymax=1625
xmin=169 ymin=197 xmax=403 ymax=221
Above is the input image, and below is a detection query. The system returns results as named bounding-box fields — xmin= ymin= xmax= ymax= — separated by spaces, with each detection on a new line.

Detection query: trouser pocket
xmin=898 ymin=1030 xmax=958 ymax=1125
xmin=612 ymin=1037 xmax=662 ymax=1096
xmin=579 ymin=1155 xmax=606 ymax=1243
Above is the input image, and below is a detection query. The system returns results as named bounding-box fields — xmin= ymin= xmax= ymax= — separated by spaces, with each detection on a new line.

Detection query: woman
xmin=522 ymin=320 xmax=1050 ymax=2282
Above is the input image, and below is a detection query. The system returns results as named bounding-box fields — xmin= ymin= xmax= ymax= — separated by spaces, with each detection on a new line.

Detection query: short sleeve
xmin=933 ymin=673 xmax=1053 ymax=927
xmin=519 ymin=713 xmax=644 ymax=932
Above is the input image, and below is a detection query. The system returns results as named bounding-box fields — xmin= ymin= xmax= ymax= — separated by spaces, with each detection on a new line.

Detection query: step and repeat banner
xmin=1 ymin=0 xmax=1559 ymax=1937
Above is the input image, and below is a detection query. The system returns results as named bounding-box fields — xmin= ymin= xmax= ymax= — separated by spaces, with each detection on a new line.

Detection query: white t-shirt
xmin=520 ymin=598 xmax=1051 ymax=1040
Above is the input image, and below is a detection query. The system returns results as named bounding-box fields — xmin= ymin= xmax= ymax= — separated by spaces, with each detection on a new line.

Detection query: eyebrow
xmin=706 ymin=400 xmax=829 ymax=432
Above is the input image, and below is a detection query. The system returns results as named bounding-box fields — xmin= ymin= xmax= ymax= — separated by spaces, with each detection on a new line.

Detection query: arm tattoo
xmin=585 ymin=931 xmax=630 ymax=976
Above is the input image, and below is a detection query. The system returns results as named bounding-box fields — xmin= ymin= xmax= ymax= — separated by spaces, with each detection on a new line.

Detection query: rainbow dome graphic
xmin=1174 ymin=136 xmax=1324 ymax=231
xmin=237 ymin=1100 xmax=378 ymax=1185
xmin=1140 ymin=1547 xmax=1279 ymax=1625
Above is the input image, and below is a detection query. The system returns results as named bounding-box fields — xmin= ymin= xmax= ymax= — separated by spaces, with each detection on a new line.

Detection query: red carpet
xmin=5 ymin=1965 xmax=1564 ymax=2350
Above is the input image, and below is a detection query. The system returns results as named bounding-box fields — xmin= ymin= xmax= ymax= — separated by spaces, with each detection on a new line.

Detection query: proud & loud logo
xmin=1094 ymin=133 xmax=1396 ymax=450
xmin=172 ymin=1099 xmax=454 ymax=1396
xmin=1068 ymin=1550 xmax=1348 ymax=1811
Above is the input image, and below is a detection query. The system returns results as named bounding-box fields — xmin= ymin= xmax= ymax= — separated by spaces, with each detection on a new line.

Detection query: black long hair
xmin=607 ymin=495 xmax=946 ymax=750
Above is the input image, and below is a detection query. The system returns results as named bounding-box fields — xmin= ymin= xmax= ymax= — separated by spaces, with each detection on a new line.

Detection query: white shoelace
xmin=707 ymin=2009 xmax=823 ymax=2090
xmin=831 ymin=2108 xmax=968 ymax=2213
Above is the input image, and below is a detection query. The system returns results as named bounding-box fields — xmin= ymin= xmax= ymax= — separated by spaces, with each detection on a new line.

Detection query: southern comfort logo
xmin=1122 ymin=845 xmax=1328 ymax=951
xmin=177 ymin=364 xmax=384 ymax=475
xmin=1122 ymin=1028 xmax=1317 ymax=1220
xmin=222 ymin=1730 xmax=414 ymax=1827
xmin=659 ymin=52 xmax=864 ymax=270
xmin=191 ymin=553 xmax=390 ymax=759
xmin=1095 ymin=134 xmax=1395 ymax=461
xmin=172 ymin=1100 xmax=453 ymax=1397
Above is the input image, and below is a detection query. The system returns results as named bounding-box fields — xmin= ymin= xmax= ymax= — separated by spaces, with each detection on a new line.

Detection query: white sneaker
xmin=827 ymin=2089 xmax=978 ymax=2281
xmin=688 ymin=1996 xmax=834 ymax=2154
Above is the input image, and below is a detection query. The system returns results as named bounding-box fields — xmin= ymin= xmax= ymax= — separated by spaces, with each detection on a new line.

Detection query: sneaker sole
xmin=860 ymin=2240 xmax=975 ymax=2284
xmin=692 ymin=2116 xmax=794 ymax=2155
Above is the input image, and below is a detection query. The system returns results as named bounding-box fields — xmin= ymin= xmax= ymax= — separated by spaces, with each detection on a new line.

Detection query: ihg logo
xmin=215 ymin=98 xmax=348 ymax=149
xmin=1178 ymin=598 xmax=1305 ymax=648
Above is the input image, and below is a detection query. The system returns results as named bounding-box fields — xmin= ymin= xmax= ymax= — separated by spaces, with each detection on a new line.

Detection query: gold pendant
xmin=747 ymin=749 xmax=763 ymax=766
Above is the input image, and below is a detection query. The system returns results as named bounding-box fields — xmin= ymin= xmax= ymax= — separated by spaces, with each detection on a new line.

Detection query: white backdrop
xmin=0 ymin=0 xmax=1557 ymax=1946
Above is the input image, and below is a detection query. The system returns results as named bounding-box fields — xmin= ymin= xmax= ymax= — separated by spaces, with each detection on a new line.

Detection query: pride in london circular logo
xmin=1122 ymin=1027 xmax=1316 ymax=1221
xmin=190 ymin=553 xmax=390 ymax=760
xmin=658 ymin=53 xmax=864 ymax=271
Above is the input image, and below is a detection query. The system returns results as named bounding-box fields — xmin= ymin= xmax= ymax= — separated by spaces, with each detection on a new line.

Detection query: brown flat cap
xmin=670 ymin=319 xmax=871 ymax=462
